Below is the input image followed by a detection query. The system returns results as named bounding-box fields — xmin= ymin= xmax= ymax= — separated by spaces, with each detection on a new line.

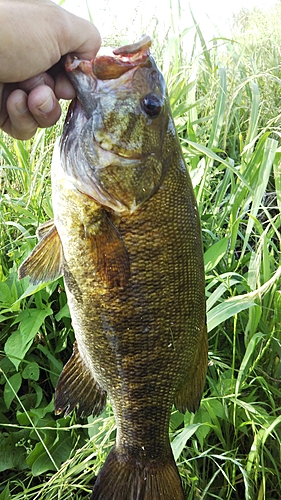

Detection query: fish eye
xmin=141 ymin=94 xmax=162 ymax=118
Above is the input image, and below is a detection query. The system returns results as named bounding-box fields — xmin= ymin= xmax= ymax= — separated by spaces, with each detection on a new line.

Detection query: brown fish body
xmin=19 ymin=37 xmax=207 ymax=500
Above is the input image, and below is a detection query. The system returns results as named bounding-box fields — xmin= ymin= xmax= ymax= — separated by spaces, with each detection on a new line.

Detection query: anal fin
xmin=18 ymin=220 xmax=63 ymax=284
xmin=55 ymin=341 xmax=107 ymax=418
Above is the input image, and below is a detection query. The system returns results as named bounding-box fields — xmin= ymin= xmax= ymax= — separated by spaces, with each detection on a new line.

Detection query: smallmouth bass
xmin=19 ymin=35 xmax=208 ymax=500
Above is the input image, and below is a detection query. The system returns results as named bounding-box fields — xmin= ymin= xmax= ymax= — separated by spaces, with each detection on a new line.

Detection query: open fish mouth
xmin=65 ymin=35 xmax=152 ymax=81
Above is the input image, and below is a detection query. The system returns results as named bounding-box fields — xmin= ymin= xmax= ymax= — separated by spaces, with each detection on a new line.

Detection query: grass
xmin=1 ymin=2 xmax=281 ymax=499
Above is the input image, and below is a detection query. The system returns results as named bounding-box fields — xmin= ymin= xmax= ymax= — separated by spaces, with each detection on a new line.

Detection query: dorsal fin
xmin=174 ymin=322 xmax=208 ymax=414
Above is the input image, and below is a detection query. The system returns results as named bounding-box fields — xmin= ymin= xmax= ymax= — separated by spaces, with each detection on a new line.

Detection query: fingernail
xmin=15 ymin=98 xmax=28 ymax=115
xmin=38 ymin=94 xmax=54 ymax=114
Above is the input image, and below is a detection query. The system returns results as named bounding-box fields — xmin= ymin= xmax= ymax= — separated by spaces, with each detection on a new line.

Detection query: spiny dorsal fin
xmin=18 ymin=221 xmax=63 ymax=284
xmin=55 ymin=341 xmax=107 ymax=418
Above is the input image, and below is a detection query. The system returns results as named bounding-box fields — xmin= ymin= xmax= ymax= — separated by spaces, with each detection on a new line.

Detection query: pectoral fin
xmin=92 ymin=215 xmax=130 ymax=288
xmin=55 ymin=341 xmax=107 ymax=418
xmin=36 ymin=219 xmax=56 ymax=240
xmin=18 ymin=220 xmax=63 ymax=284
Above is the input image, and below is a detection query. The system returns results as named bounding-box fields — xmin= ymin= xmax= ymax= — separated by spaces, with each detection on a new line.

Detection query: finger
xmin=19 ymin=73 xmax=55 ymax=93
xmin=0 ymin=82 xmax=17 ymax=129
xmin=20 ymin=67 xmax=76 ymax=101
xmin=19 ymin=71 xmax=73 ymax=102
xmin=54 ymin=72 xmax=76 ymax=100
xmin=3 ymin=89 xmax=38 ymax=140
xmin=27 ymin=85 xmax=61 ymax=128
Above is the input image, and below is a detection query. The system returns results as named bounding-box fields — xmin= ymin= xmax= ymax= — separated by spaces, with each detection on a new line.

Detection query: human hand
xmin=0 ymin=0 xmax=101 ymax=140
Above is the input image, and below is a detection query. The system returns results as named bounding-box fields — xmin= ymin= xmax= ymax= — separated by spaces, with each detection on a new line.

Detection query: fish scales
xmin=18 ymin=35 xmax=207 ymax=500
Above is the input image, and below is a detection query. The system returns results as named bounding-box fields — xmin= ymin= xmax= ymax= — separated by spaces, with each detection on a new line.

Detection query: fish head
xmin=59 ymin=36 xmax=172 ymax=214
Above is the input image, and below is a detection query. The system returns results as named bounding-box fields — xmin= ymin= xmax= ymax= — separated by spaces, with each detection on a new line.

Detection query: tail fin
xmin=90 ymin=445 xmax=184 ymax=500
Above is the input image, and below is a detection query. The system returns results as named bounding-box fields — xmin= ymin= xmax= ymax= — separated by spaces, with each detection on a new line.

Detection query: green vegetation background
xmin=1 ymin=3 xmax=281 ymax=499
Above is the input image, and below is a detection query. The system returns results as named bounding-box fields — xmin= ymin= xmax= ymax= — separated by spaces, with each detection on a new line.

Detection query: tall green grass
xmin=1 ymin=3 xmax=281 ymax=499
